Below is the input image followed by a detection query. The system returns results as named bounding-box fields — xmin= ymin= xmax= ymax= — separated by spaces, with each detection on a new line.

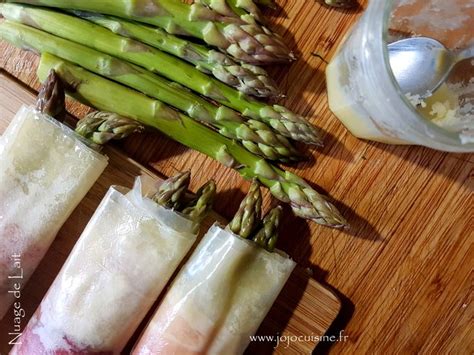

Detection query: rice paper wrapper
xmin=0 ymin=106 xmax=107 ymax=320
xmin=11 ymin=178 xmax=198 ymax=354
xmin=133 ymin=223 xmax=296 ymax=355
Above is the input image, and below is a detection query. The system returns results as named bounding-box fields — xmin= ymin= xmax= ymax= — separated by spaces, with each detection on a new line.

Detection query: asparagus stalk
xmin=227 ymin=180 xmax=262 ymax=239
xmin=0 ymin=4 xmax=320 ymax=145
xmin=36 ymin=53 xmax=347 ymax=227
xmin=182 ymin=180 xmax=217 ymax=226
xmin=75 ymin=111 xmax=144 ymax=145
xmin=5 ymin=0 xmax=294 ymax=64
xmin=74 ymin=11 xmax=279 ymax=98
xmin=0 ymin=20 xmax=302 ymax=162
xmin=253 ymin=206 xmax=282 ymax=252
xmin=35 ymin=68 xmax=66 ymax=122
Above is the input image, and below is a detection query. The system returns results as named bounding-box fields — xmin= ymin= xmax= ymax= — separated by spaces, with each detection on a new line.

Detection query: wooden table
xmin=1 ymin=1 xmax=472 ymax=354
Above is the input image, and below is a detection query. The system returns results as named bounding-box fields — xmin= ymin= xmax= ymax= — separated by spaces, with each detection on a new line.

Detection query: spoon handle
xmin=456 ymin=46 xmax=474 ymax=62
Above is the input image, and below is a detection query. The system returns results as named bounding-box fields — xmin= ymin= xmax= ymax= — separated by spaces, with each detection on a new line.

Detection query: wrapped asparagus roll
xmin=133 ymin=182 xmax=295 ymax=355
xmin=11 ymin=173 xmax=216 ymax=354
xmin=0 ymin=77 xmax=106 ymax=320
xmin=0 ymin=72 xmax=142 ymax=321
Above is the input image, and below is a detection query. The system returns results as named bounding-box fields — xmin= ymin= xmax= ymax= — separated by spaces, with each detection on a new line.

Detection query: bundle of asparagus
xmin=5 ymin=0 xmax=295 ymax=64
xmin=0 ymin=19 xmax=303 ymax=163
xmin=0 ymin=5 xmax=320 ymax=146
xmin=37 ymin=54 xmax=346 ymax=227
xmin=0 ymin=1 xmax=348 ymax=228
xmin=11 ymin=173 xmax=216 ymax=354
xmin=133 ymin=181 xmax=295 ymax=354
xmin=0 ymin=72 xmax=141 ymax=320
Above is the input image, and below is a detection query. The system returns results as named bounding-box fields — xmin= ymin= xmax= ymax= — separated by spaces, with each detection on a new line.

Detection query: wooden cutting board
xmin=0 ymin=70 xmax=340 ymax=354
xmin=1 ymin=1 xmax=473 ymax=354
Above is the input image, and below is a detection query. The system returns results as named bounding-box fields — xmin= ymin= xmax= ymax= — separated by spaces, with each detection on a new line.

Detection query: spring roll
xmin=0 ymin=106 xmax=108 ymax=320
xmin=11 ymin=178 xmax=199 ymax=354
xmin=133 ymin=223 xmax=296 ymax=355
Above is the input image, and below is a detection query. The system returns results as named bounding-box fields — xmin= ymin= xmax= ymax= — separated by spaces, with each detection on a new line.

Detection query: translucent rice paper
xmin=11 ymin=179 xmax=197 ymax=354
xmin=133 ymin=224 xmax=296 ymax=355
xmin=0 ymin=106 xmax=108 ymax=320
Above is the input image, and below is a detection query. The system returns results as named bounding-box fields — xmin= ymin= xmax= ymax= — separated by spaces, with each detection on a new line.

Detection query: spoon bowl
xmin=387 ymin=37 xmax=473 ymax=98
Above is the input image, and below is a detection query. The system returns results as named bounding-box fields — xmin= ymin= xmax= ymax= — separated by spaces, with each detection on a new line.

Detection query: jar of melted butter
xmin=326 ymin=0 xmax=474 ymax=152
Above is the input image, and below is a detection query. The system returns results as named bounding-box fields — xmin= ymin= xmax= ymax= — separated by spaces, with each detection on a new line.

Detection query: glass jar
xmin=326 ymin=0 xmax=474 ymax=152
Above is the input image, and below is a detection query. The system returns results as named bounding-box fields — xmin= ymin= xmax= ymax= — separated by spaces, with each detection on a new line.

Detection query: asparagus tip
xmin=227 ymin=180 xmax=262 ymax=239
xmin=182 ymin=179 xmax=217 ymax=225
xmin=306 ymin=200 xmax=348 ymax=228
xmin=75 ymin=111 xmax=144 ymax=145
xmin=36 ymin=69 xmax=66 ymax=122
xmin=253 ymin=205 xmax=282 ymax=252
xmin=150 ymin=171 xmax=191 ymax=210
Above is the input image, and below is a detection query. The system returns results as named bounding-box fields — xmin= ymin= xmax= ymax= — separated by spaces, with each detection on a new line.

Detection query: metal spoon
xmin=387 ymin=37 xmax=474 ymax=98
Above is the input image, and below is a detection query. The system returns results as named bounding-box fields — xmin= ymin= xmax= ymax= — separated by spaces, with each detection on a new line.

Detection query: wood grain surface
xmin=1 ymin=0 xmax=473 ymax=354
xmin=0 ymin=72 xmax=341 ymax=354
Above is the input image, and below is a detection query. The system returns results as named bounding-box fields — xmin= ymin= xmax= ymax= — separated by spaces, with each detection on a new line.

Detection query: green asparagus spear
xmin=197 ymin=0 xmax=263 ymax=24
xmin=182 ymin=180 xmax=217 ymax=227
xmin=5 ymin=0 xmax=294 ymax=64
xmin=0 ymin=20 xmax=302 ymax=162
xmin=36 ymin=53 xmax=347 ymax=227
xmin=253 ymin=206 xmax=282 ymax=252
xmin=35 ymin=69 xmax=66 ymax=122
xmin=150 ymin=171 xmax=191 ymax=210
xmin=227 ymin=180 xmax=262 ymax=239
xmin=75 ymin=112 xmax=144 ymax=145
xmin=73 ymin=11 xmax=279 ymax=98
xmin=0 ymin=4 xmax=320 ymax=145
